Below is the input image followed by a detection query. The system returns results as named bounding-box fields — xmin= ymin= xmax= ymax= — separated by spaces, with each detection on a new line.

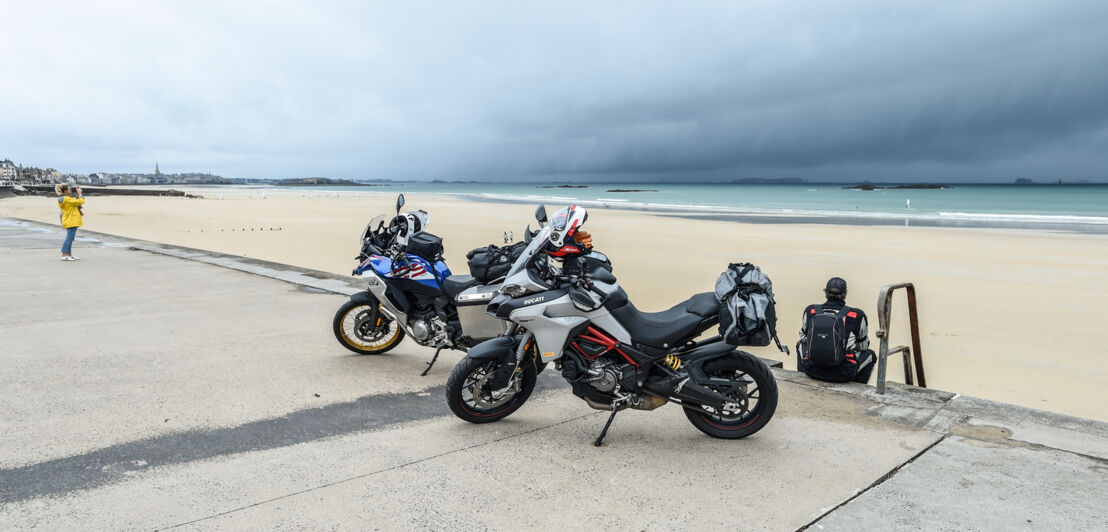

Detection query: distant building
xmin=0 ymin=159 xmax=17 ymax=181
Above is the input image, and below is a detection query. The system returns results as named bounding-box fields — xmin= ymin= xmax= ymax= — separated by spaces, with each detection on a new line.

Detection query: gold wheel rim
xmin=340 ymin=305 xmax=401 ymax=352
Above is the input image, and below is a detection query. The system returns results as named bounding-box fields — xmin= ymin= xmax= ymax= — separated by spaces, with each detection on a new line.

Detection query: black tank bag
xmin=407 ymin=231 xmax=444 ymax=260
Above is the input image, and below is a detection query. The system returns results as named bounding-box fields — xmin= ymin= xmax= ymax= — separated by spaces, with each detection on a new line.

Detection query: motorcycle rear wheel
xmin=332 ymin=299 xmax=405 ymax=355
xmin=446 ymin=355 xmax=537 ymax=423
xmin=683 ymin=351 xmax=778 ymax=439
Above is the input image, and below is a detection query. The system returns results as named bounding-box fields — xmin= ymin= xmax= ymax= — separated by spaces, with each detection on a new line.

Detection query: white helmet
xmin=392 ymin=209 xmax=430 ymax=245
xmin=543 ymin=205 xmax=588 ymax=257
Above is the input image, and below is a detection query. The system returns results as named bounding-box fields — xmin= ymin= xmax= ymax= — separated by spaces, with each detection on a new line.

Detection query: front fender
xmin=467 ymin=336 xmax=519 ymax=363
xmin=467 ymin=335 xmax=526 ymax=390
xmin=349 ymin=291 xmax=377 ymax=306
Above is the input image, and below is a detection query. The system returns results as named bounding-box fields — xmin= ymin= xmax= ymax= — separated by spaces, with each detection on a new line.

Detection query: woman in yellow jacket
xmin=55 ymin=183 xmax=85 ymax=261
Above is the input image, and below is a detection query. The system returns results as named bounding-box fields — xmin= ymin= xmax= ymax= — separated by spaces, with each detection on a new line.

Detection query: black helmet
xmin=824 ymin=277 xmax=847 ymax=298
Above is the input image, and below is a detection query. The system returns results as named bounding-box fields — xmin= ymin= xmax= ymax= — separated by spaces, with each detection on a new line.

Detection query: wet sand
xmin=3 ymin=190 xmax=1106 ymax=421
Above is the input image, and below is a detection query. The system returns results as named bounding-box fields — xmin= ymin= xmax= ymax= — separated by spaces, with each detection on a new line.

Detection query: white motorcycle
xmin=445 ymin=205 xmax=778 ymax=445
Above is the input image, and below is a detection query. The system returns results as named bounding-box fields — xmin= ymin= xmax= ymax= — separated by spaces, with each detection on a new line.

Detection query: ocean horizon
xmin=196 ymin=182 xmax=1108 ymax=233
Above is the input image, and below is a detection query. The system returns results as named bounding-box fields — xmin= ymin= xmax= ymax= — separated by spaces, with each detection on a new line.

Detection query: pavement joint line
xmin=157 ymin=410 xmax=603 ymax=531
xmin=953 ymin=433 xmax=1108 ymax=465
xmin=916 ymin=395 xmax=959 ymax=433
xmin=796 ymin=434 xmax=950 ymax=531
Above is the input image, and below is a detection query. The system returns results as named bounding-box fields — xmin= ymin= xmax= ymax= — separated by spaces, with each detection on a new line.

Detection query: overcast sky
xmin=2 ymin=1 xmax=1106 ymax=182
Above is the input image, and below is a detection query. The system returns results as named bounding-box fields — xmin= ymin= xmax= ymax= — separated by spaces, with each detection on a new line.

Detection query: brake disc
xmin=472 ymin=366 xmax=519 ymax=408
xmin=353 ymin=309 xmax=387 ymax=341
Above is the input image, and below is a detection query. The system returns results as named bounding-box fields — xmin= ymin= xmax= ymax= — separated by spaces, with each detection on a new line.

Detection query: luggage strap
xmin=771 ymin=324 xmax=788 ymax=356
xmin=721 ymin=263 xmax=765 ymax=300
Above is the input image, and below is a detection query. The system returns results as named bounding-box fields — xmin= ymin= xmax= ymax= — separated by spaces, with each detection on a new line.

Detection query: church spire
xmin=155 ymin=161 xmax=161 ymax=176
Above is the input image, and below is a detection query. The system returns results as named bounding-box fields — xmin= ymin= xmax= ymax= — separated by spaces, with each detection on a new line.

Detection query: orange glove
xmin=573 ymin=230 xmax=593 ymax=249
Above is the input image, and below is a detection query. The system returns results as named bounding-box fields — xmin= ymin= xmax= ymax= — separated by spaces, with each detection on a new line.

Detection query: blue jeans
xmin=62 ymin=227 xmax=77 ymax=254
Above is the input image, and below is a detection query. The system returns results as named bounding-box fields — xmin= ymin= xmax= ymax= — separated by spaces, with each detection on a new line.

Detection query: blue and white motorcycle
xmin=332 ymin=194 xmax=507 ymax=374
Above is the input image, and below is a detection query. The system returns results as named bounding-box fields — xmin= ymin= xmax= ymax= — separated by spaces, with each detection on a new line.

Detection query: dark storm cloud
xmin=2 ymin=1 xmax=1106 ymax=181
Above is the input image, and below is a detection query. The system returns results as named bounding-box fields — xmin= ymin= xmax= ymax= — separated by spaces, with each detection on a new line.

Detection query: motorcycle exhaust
xmin=583 ymin=393 xmax=668 ymax=411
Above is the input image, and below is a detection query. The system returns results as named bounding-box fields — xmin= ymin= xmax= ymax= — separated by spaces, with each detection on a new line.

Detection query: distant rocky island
xmin=730 ymin=177 xmax=807 ymax=184
xmin=606 ymin=189 xmax=658 ymax=193
xmin=844 ymin=183 xmax=951 ymax=191
xmin=277 ymin=177 xmax=383 ymax=186
xmin=1012 ymin=178 xmax=1090 ymax=185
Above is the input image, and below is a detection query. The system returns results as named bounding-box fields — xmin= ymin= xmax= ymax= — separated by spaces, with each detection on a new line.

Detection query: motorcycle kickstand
xmin=594 ymin=407 xmax=620 ymax=447
xmin=421 ymin=346 xmax=445 ymax=376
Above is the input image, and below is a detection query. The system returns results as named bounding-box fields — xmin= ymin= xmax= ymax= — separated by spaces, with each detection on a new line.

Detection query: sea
xmin=221 ymin=183 xmax=1108 ymax=233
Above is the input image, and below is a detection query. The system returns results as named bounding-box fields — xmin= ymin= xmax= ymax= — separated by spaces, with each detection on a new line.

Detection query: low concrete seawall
xmin=1 ymin=184 xmax=191 ymax=197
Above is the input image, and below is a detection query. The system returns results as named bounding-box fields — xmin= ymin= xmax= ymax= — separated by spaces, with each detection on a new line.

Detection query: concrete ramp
xmin=1 ymin=217 xmax=1105 ymax=530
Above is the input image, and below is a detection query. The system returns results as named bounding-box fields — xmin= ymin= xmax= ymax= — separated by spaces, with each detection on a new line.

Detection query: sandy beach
xmin=3 ymin=189 xmax=1106 ymax=422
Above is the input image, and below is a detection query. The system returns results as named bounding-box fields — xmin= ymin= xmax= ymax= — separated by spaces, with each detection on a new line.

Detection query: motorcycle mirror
xmin=535 ymin=204 xmax=547 ymax=226
xmin=523 ymin=225 xmax=533 ymax=244
xmin=569 ymin=286 xmax=597 ymax=311
xmin=396 ymin=194 xmax=405 ymax=213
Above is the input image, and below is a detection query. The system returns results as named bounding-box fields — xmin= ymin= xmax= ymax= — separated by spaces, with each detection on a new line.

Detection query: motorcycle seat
xmin=610 ymin=292 xmax=720 ymax=348
xmin=443 ymin=274 xmax=481 ymax=299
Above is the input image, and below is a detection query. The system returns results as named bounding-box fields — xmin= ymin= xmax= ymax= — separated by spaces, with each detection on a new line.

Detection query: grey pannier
xmin=714 ymin=263 xmax=788 ymax=354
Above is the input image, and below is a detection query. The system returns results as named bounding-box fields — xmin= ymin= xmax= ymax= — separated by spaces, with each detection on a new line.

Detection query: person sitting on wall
xmin=797 ymin=277 xmax=876 ymax=383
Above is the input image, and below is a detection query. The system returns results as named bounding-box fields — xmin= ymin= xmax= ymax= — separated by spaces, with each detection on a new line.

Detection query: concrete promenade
xmin=1 ymin=217 xmax=1106 ymax=530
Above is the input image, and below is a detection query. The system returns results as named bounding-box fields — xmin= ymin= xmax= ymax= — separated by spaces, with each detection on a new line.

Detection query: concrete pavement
xmin=1 ymin=217 xmax=1105 ymax=530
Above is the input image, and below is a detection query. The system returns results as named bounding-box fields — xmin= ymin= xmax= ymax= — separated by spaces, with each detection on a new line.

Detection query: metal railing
xmin=874 ymin=282 xmax=926 ymax=394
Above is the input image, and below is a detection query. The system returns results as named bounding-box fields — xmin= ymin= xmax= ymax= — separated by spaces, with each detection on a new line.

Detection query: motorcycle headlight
xmin=501 ymin=284 xmax=525 ymax=297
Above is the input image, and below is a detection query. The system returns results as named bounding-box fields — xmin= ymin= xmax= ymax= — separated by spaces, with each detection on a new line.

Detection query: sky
xmin=2 ymin=1 xmax=1106 ymax=183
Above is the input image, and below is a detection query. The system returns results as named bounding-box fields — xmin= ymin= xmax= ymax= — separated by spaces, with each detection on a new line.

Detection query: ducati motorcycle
xmin=332 ymin=194 xmax=509 ymax=374
xmin=445 ymin=204 xmax=778 ymax=444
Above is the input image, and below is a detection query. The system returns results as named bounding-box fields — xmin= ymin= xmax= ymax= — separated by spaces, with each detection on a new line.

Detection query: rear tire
xmin=332 ymin=299 xmax=404 ymax=355
xmin=446 ymin=355 xmax=537 ymax=423
xmin=683 ymin=351 xmax=778 ymax=439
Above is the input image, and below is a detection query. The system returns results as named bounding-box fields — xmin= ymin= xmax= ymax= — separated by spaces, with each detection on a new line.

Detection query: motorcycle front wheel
xmin=332 ymin=299 xmax=405 ymax=355
xmin=683 ymin=351 xmax=778 ymax=439
xmin=446 ymin=355 xmax=537 ymax=423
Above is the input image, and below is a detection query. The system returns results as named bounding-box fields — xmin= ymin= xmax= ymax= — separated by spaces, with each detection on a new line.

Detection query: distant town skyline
xmin=2 ymin=2 xmax=1107 ymax=183
xmin=1 ymin=154 xmax=1103 ymax=186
